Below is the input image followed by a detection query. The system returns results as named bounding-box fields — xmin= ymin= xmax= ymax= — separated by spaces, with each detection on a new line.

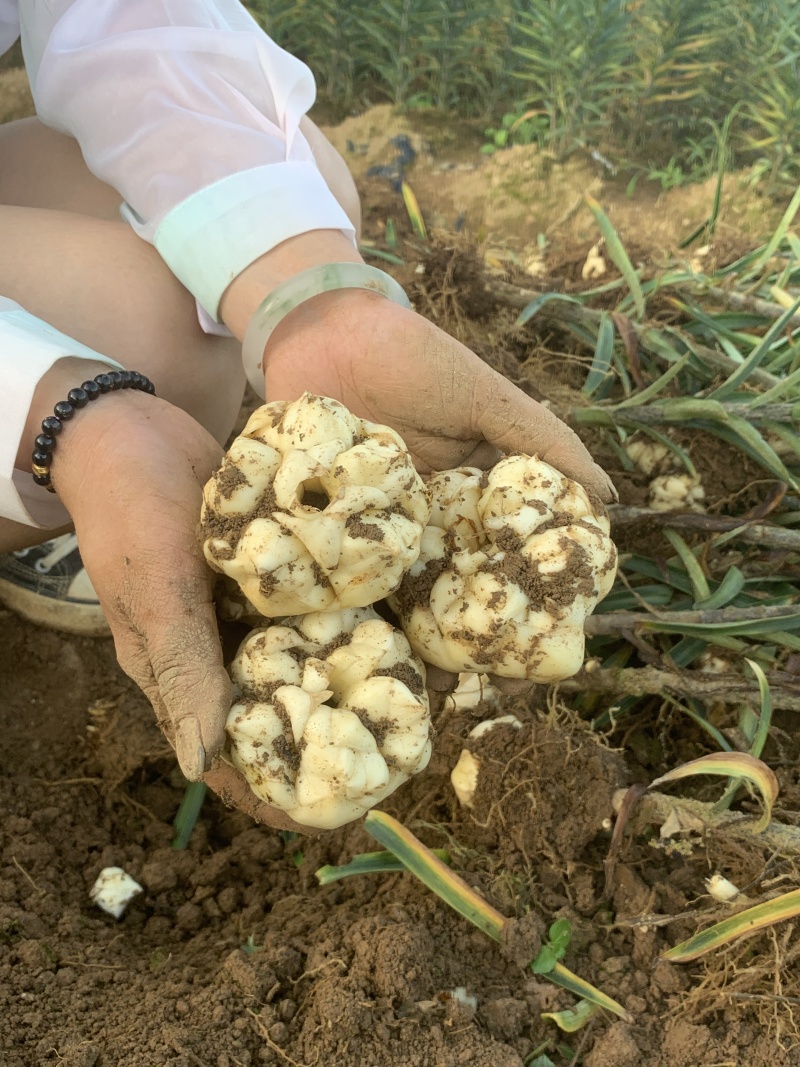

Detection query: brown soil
xmin=4 ymin=68 xmax=800 ymax=1067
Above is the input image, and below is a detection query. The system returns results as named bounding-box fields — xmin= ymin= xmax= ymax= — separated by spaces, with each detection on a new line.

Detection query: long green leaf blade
xmin=364 ymin=812 xmax=632 ymax=1022
xmin=585 ymin=194 xmax=645 ymax=319
xmin=365 ymin=811 xmax=504 ymax=939
xmin=663 ymin=888 xmax=800 ymax=963
xmin=316 ymin=848 xmax=451 ymax=885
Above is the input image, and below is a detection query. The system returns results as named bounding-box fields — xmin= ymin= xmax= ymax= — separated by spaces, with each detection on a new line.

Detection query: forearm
xmin=21 ymin=0 xmax=356 ymax=323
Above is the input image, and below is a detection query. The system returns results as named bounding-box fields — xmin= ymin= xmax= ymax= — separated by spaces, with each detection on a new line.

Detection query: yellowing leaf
xmin=663 ymin=888 xmax=800 ymax=963
xmin=650 ymin=752 xmax=778 ymax=833
xmin=401 ymin=181 xmax=428 ymax=241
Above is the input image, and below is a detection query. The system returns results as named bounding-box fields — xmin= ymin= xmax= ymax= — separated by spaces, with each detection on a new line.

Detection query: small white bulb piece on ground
xmin=705 ymin=874 xmax=742 ymax=903
xmin=200 ymin=393 xmax=431 ymax=616
xmin=451 ymin=715 xmax=523 ymax=807
xmin=624 ymin=436 xmax=673 ymax=477
xmin=226 ymin=607 xmax=432 ymax=829
xmin=581 ymin=242 xmax=607 ymax=280
xmin=90 ymin=867 xmax=143 ymax=919
xmin=451 ymin=750 xmax=481 ymax=808
xmin=390 ymin=456 xmax=617 ymax=681
xmin=648 ymin=473 xmax=705 ymax=513
xmin=444 ymin=672 xmax=501 ymax=712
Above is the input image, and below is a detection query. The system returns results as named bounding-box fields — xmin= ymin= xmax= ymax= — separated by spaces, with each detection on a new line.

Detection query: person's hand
xmin=218 ymin=230 xmax=615 ymax=501
xmin=49 ymin=389 xmax=310 ymax=832
xmin=261 ymin=289 xmax=616 ymax=500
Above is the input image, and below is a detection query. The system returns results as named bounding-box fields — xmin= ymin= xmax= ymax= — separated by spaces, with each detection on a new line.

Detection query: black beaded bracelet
xmin=31 ymin=370 xmax=156 ymax=493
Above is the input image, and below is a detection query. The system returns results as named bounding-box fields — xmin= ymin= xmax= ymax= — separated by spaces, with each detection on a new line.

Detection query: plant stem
xmin=608 ymin=505 xmax=800 ymax=552
xmin=621 ymin=789 xmax=800 ymax=854
xmin=585 ymin=603 xmax=800 ymax=634
xmin=559 ymin=663 xmax=800 ymax=712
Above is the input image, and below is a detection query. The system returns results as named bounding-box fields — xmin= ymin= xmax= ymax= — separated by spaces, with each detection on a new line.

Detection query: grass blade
xmin=585 ymin=194 xmax=645 ymax=320
xmin=650 ymin=751 xmax=778 ymax=833
xmin=401 ymin=181 xmax=428 ymax=241
xmin=582 ymin=312 xmax=615 ymax=397
xmin=750 ymin=185 xmax=800 ymax=274
xmin=316 ymin=848 xmax=450 ymax=885
xmin=663 ymin=530 xmax=711 ymax=604
xmin=172 ymin=781 xmax=207 ymax=850
xmin=708 ymin=417 xmax=800 ymax=491
xmin=364 ymin=811 xmax=632 ymax=1022
xmin=541 ymin=1000 xmax=600 ymax=1032
xmin=365 ymin=811 xmax=504 ymax=939
xmin=612 ymin=351 xmax=693 ymax=409
xmin=706 ymin=297 xmax=800 ymax=401
xmin=516 ymin=292 xmax=584 ymax=328
xmin=360 ymin=245 xmax=405 ymax=265
xmin=713 ymin=658 xmax=774 ymax=814
xmin=745 ymin=659 xmax=773 ymax=762
xmin=662 ymin=888 xmax=800 ymax=963
xmin=546 ymin=964 xmax=631 ymax=1022
xmin=694 ymin=566 xmax=745 ymax=611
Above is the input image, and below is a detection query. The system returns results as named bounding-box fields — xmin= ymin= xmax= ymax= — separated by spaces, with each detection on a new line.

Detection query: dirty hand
xmin=49 ymin=388 xmax=308 ymax=831
xmin=262 ymin=288 xmax=616 ymax=501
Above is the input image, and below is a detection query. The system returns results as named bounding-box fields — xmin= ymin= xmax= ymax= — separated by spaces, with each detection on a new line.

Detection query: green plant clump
xmin=245 ymin=0 xmax=800 ymax=189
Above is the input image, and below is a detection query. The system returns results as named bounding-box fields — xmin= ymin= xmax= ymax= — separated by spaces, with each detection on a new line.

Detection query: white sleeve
xmin=19 ymin=0 xmax=356 ymax=323
xmin=0 ymin=298 xmax=121 ymax=528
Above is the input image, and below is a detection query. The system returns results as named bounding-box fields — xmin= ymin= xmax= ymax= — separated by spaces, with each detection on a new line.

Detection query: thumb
xmin=111 ymin=579 xmax=231 ymax=781
xmin=477 ymin=372 xmax=617 ymax=503
xmin=145 ymin=597 xmax=231 ymax=780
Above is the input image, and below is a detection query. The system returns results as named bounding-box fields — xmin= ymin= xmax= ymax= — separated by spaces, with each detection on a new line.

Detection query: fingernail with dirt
xmin=593 ymin=463 xmax=618 ymax=503
xmin=176 ymin=718 xmax=206 ymax=781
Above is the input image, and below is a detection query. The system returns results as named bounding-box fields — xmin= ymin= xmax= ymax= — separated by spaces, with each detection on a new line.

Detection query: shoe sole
xmin=0 ymin=577 xmax=111 ymax=637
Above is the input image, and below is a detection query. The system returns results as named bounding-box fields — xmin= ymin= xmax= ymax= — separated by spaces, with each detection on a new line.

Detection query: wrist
xmin=47 ymin=388 xmax=163 ymax=510
xmin=218 ymin=229 xmax=364 ymax=340
xmin=18 ymin=357 xmax=115 ymax=473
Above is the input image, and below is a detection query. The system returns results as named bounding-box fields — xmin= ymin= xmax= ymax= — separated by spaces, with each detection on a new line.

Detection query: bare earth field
xmin=2 ymin=66 xmax=798 ymax=1067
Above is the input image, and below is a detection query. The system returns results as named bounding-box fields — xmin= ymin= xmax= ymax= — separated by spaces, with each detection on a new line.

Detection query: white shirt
xmin=0 ymin=0 xmax=355 ymax=526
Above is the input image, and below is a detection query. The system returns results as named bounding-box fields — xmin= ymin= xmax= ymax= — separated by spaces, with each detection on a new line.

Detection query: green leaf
xmin=694 ymin=567 xmax=746 ymax=611
xmin=582 ymin=312 xmax=616 ymax=397
xmin=549 ymin=918 xmax=572 ymax=950
xmin=744 ymin=659 xmax=772 ymax=762
xmin=749 ymin=184 xmax=800 ymax=273
xmin=663 ymin=888 xmax=800 ymax=964
xmin=172 ymin=782 xmax=206 ymax=850
xmin=708 ymin=416 xmax=800 ymax=491
xmin=359 ymin=245 xmax=405 ymax=265
xmin=612 ymin=351 xmax=693 ymax=409
xmin=531 ymin=946 xmax=559 ymax=975
xmin=516 ymin=292 xmax=584 ymax=328
xmin=364 ymin=812 xmax=504 ymax=940
xmin=707 ymin=296 xmax=800 ymax=401
xmin=316 ymin=848 xmax=451 ymax=885
xmin=364 ymin=812 xmax=633 ymax=1023
xmin=664 ymin=530 xmax=711 ymax=604
xmin=401 ymin=181 xmax=428 ymax=241
xmin=584 ymin=194 xmax=645 ymax=319
xmin=541 ymin=1000 xmax=600 ymax=1033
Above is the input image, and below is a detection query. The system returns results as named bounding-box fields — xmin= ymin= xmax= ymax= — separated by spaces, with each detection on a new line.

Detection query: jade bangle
xmin=242 ymin=262 xmax=411 ymax=395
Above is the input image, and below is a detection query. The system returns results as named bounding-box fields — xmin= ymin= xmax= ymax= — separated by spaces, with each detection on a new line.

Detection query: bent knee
xmin=300 ymin=117 xmax=362 ymax=240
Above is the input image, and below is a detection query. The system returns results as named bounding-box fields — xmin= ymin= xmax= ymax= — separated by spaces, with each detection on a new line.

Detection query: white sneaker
xmin=0 ymin=533 xmax=110 ymax=636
